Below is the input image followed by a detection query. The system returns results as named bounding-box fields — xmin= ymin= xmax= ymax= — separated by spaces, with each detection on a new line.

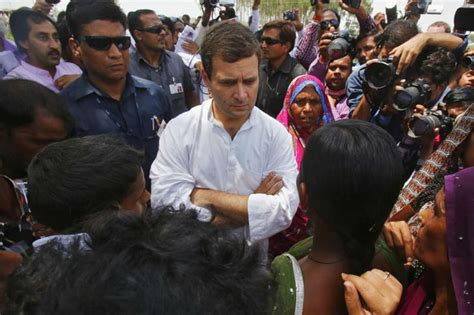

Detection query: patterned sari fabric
xmin=396 ymin=167 xmax=474 ymax=315
xmin=269 ymin=75 xmax=334 ymax=257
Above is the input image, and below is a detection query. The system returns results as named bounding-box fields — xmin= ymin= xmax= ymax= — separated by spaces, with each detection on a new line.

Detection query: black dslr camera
xmin=393 ymin=78 xmax=432 ymax=111
xmin=327 ymin=31 xmax=353 ymax=61
xmin=283 ymin=11 xmax=297 ymax=21
xmin=365 ymin=57 xmax=397 ymax=90
xmin=408 ymin=109 xmax=454 ymax=139
xmin=201 ymin=0 xmax=219 ymax=8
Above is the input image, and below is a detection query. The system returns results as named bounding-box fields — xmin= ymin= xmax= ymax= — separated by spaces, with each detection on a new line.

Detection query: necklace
xmin=307 ymin=253 xmax=346 ymax=265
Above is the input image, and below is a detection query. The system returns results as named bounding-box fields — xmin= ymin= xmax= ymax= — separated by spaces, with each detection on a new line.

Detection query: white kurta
xmin=150 ymin=99 xmax=299 ymax=243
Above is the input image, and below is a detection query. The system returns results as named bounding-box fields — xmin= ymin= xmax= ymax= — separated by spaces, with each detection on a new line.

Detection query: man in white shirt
xmin=150 ymin=21 xmax=299 ymax=246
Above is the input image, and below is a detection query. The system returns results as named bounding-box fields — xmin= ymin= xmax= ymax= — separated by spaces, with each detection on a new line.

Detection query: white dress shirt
xmin=150 ymin=99 xmax=299 ymax=243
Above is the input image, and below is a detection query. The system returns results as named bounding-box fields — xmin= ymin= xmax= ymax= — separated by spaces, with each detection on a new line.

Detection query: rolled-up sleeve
xmin=247 ymin=128 xmax=299 ymax=242
xmin=150 ymin=118 xmax=213 ymax=221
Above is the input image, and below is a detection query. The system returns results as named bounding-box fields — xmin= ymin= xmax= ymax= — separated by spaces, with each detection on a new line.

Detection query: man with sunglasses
xmin=128 ymin=10 xmax=199 ymax=117
xmin=60 ymin=1 xmax=171 ymax=188
xmin=4 ymin=8 xmax=82 ymax=93
xmin=256 ymin=20 xmax=306 ymax=118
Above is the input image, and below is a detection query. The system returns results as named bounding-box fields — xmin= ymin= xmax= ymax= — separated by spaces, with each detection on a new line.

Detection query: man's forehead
xmin=80 ymin=20 xmax=125 ymax=36
xmin=211 ymin=54 xmax=259 ymax=79
xmin=262 ymin=27 xmax=280 ymax=38
xmin=28 ymin=19 xmax=56 ymax=34
xmin=140 ymin=13 xmax=162 ymax=26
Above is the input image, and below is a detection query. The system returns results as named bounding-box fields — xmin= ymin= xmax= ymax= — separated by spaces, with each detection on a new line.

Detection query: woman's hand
xmin=383 ymin=221 xmax=414 ymax=264
xmin=342 ymin=269 xmax=403 ymax=315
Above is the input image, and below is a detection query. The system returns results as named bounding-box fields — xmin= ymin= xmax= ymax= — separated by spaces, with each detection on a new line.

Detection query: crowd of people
xmin=0 ymin=0 xmax=473 ymax=314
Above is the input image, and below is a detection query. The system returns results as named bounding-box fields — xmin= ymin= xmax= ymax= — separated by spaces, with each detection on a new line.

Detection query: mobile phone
xmin=343 ymin=0 xmax=360 ymax=9
xmin=45 ymin=0 xmax=61 ymax=4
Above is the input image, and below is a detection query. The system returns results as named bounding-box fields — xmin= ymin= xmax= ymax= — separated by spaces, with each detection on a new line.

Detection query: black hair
xmin=67 ymin=0 xmax=127 ymax=38
xmin=301 ymin=120 xmax=404 ymax=275
xmin=376 ymin=19 xmax=418 ymax=50
xmin=0 ymin=79 xmax=74 ymax=133
xmin=9 ymin=8 xmax=57 ymax=53
xmin=161 ymin=16 xmax=175 ymax=35
xmin=6 ymin=209 xmax=272 ymax=315
xmin=262 ymin=19 xmax=297 ymax=52
xmin=27 ymin=135 xmax=144 ymax=232
xmin=322 ymin=8 xmax=341 ymax=23
xmin=444 ymin=87 xmax=474 ymax=104
xmin=127 ymin=9 xmax=156 ymax=41
xmin=420 ymin=47 xmax=457 ymax=85
xmin=355 ymin=28 xmax=378 ymax=45
xmin=201 ymin=21 xmax=262 ymax=79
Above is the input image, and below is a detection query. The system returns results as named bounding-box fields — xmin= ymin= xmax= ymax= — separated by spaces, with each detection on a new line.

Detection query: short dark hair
xmin=444 ymin=87 xmax=474 ymax=104
xmin=355 ymin=28 xmax=378 ymax=45
xmin=262 ymin=19 xmax=297 ymax=51
xmin=420 ymin=47 xmax=457 ymax=85
xmin=376 ymin=19 xmax=418 ymax=50
xmin=9 ymin=8 xmax=56 ymax=52
xmin=127 ymin=9 xmax=156 ymax=41
xmin=201 ymin=20 xmax=262 ymax=79
xmin=67 ymin=0 xmax=127 ymax=38
xmin=0 ymin=79 xmax=74 ymax=133
xmin=7 ymin=209 xmax=272 ymax=314
xmin=322 ymin=8 xmax=341 ymax=23
xmin=428 ymin=21 xmax=451 ymax=33
xmin=27 ymin=135 xmax=144 ymax=232
xmin=301 ymin=120 xmax=404 ymax=274
xmin=161 ymin=16 xmax=175 ymax=35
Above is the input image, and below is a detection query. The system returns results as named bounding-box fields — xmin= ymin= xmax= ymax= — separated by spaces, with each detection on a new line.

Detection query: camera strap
xmin=390 ymin=103 xmax=474 ymax=218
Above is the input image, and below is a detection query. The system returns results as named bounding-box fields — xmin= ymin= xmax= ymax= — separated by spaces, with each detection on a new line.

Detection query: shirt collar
xmin=263 ymin=55 xmax=293 ymax=75
xmin=20 ymin=60 xmax=55 ymax=77
xmin=206 ymin=99 xmax=257 ymax=131
xmin=69 ymin=73 xmax=139 ymax=101
xmin=133 ymin=49 xmax=169 ymax=68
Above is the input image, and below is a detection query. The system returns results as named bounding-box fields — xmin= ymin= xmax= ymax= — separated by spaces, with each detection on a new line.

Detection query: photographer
xmin=295 ymin=0 xmax=375 ymax=70
xmin=347 ymin=22 xmax=465 ymax=137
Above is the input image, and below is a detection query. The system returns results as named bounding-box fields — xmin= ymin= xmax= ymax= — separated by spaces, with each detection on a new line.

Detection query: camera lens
xmin=408 ymin=115 xmax=440 ymax=137
xmin=462 ymin=55 xmax=474 ymax=70
xmin=394 ymin=86 xmax=421 ymax=111
xmin=366 ymin=62 xmax=394 ymax=89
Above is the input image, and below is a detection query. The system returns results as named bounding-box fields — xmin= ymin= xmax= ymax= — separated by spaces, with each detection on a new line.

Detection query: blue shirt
xmin=60 ymin=74 xmax=172 ymax=186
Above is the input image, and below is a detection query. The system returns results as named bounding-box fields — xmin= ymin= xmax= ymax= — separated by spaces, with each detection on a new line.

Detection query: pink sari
xmin=269 ymin=75 xmax=334 ymax=257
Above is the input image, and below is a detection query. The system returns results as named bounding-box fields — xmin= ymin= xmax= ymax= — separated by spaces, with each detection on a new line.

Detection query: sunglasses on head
xmin=259 ymin=36 xmax=284 ymax=45
xmin=320 ymin=19 xmax=340 ymax=30
xmin=137 ymin=25 xmax=167 ymax=34
xmin=78 ymin=36 xmax=131 ymax=51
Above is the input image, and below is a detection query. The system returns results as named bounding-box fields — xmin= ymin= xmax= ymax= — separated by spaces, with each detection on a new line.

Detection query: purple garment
xmin=1 ymin=37 xmax=16 ymax=52
xmin=445 ymin=167 xmax=474 ymax=315
xmin=4 ymin=59 xmax=82 ymax=93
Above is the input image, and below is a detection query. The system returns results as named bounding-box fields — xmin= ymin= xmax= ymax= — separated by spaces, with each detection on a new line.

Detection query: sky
xmin=0 ymin=0 xmax=204 ymax=17
xmin=0 ymin=0 xmax=464 ymax=31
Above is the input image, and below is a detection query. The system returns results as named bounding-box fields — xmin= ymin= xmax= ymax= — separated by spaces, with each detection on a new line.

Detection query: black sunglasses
xmin=320 ymin=19 xmax=340 ymax=30
xmin=78 ymin=36 xmax=131 ymax=51
xmin=259 ymin=36 xmax=284 ymax=45
xmin=137 ymin=25 xmax=166 ymax=34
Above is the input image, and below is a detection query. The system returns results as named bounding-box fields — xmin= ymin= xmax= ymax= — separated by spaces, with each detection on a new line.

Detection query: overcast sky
xmin=0 ymin=0 xmax=204 ymax=17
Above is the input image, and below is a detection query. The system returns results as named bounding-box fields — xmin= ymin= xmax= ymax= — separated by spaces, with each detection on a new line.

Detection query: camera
xmin=408 ymin=110 xmax=454 ymax=138
xmin=201 ymin=0 xmax=220 ymax=8
xmin=45 ymin=0 xmax=61 ymax=3
xmin=309 ymin=0 xmax=359 ymax=8
xmin=327 ymin=31 xmax=353 ymax=61
xmin=283 ymin=11 xmax=297 ymax=21
xmin=393 ymin=78 xmax=432 ymax=111
xmin=462 ymin=55 xmax=474 ymax=70
xmin=365 ymin=57 xmax=397 ymax=90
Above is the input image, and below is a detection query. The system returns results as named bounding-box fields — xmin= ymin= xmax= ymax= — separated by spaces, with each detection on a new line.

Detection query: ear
xmin=133 ymin=29 xmax=143 ymax=42
xmin=201 ymin=68 xmax=211 ymax=87
xmin=18 ymin=40 xmax=29 ymax=53
xmin=283 ymin=41 xmax=292 ymax=54
xmin=297 ymin=177 xmax=309 ymax=211
xmin=69 ymin=37 xmax=81 ymax=60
